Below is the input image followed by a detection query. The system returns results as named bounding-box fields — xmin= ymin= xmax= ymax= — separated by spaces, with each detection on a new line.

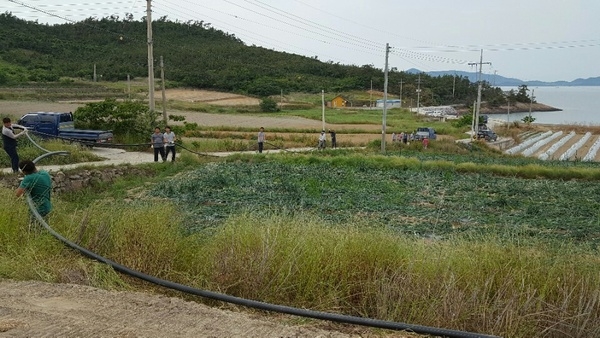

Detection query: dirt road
xmin=0 ymin=280 xmax=379 ymax=338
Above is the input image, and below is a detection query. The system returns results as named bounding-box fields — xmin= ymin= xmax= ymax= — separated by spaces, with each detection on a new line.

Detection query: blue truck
xmin=413 ymin=127 xmax=437 ymax=141
xmin=17 ymin=112 xmax=113 ymax=145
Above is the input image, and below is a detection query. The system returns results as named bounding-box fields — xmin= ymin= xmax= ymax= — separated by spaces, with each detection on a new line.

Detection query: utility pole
xmin=369 ymin=79 xmax=373 ymax=109
xmin=528 ymin=89 xmax=535 ymax=118
xmin=452 ymin=73 xmax=456 ymax=98
xmin=399 ymin=79 xmax=403 ymax=108
xmin=381 ymin=43 xmax=390 ymax=153
xmin=321 ymin=89 xmax=325 ymax=131
xmin=93 ymin=64 xmax=97 ymax=82
xmin=507 ymin=96 xmax=510 ymax=128
xmin=416 ymin=73 xmax=422 ymax=114
xmin=146 ymin=0 xmax=155 ymax=112
xmin=468 ymin=50 xmax=491 ymax=139
xmin=160 ymin=56 xmax=167 ymax=123
xmin=127 ymin=74 xmax=131 ymax=99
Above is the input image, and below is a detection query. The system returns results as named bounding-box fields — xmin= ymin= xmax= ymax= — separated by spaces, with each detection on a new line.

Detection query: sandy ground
xmin=166 ymin=89 xmax=260 ymax=106
xmin=1 ymin=280 xmax=407 ymax=338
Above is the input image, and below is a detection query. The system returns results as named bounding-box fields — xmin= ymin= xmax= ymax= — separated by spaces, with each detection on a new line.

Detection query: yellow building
xmin=330 ymin=95 xmax=347 ymax=108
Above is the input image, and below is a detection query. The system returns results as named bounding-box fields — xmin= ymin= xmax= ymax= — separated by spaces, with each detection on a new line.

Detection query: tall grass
xmin=0 ymin=139 xmax=101 ymax=168
xmin=1 ymin=185 xmax=599 ymax=337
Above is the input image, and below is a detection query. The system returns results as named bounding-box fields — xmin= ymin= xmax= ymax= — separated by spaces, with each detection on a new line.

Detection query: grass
xmin=2 ymin=185 xmax=598 ymax=337
xmin=0 ymin=138 xmax=101 ymax=169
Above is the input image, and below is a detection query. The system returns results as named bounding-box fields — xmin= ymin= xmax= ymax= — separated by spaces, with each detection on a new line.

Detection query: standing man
xmin=15 ymin=160 xmax=52 ymax=223
xmin=163 ymin=126 xmax=176 ymax=162
xmin=257 ymin=127 xmax=265 ymax=153
xmin=2 ymin=117 xmax=28 ymax=173
xmin=318 ymin=130 xmax=327 ymax=150
xmin=329 ymin=129 xmax=337 ymax=149
xmin=151 ymin=127 xmax=166 ymax=162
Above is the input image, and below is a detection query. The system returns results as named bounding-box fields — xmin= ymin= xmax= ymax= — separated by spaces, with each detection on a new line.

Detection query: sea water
xmin=495 ymin=86 xmax=600 ymax=125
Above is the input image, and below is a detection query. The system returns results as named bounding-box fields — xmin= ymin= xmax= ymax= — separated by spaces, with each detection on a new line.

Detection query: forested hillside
xmin=0 ymin=13 xmax=512 ymax=106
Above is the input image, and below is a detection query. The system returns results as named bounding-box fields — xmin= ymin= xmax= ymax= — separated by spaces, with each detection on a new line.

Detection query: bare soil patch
xmin=166 ymin=89 xmax=260 ymax=106
xmin=0 ymin=101 xmax=83 ymax=118
xmin=0 ymin=280 xmax=417 ymax=338
xmin=173 ymin=110 xmax=381 ymax=131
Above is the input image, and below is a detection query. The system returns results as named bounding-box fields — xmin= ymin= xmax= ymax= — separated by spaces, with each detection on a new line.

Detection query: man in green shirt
xmin=15 ymin=160 xmax=52 ymax=218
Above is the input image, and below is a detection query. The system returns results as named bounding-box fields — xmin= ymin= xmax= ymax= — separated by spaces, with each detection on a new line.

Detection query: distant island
xmin=406 ymin=69 xmax=600 ymax=87
xmin=455 ymin=102 xmax=562 ymax=116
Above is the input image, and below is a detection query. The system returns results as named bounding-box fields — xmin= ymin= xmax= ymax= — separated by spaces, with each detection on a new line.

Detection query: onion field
xmin=154 ymin=159 xmax=600 ymax=245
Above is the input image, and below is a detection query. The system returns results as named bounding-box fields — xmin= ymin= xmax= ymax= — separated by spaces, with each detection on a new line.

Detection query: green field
xmin=154 ymin=157 xmax=600 ymax=245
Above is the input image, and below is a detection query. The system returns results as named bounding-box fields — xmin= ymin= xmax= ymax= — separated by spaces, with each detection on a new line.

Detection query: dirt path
xmin=1 ymin=280 xmax=402 ymax=338
xmin=173 ymin=110 xmax=381 ymax=131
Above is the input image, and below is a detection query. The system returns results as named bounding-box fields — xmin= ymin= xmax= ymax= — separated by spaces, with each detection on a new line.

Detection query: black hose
xmin=25 ymin=149 xmax=501 ymax=338
xmin=174 ymin=143 xmax=221 ymax=158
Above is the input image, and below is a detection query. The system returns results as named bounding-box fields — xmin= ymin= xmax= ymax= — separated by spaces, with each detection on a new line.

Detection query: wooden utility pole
xmin=127 ymin=74 xmax=131 ymax=99
xmin=160 ymin=56 xmax=167 ymax=123
xmin=399 ymin=79 xmax=403 ymax=108
xmin=321 ymin=90 xmax=325 ymax=131
xmin=93 ymin=64 xmax=97 ymax=82
xmin=146 ymin=0 xmax=155 ymax=112
xmin=381 ymin=43 xmax=390 ymax=153
xmin=468 ymin=50 xmax=491 ymax=138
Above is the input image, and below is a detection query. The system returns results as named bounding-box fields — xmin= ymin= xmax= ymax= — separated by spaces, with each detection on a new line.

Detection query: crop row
xmin=153 ymin=161 xmax=600 ymax=245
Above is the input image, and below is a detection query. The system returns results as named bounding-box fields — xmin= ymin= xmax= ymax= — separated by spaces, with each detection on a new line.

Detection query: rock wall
xmin=2 ymin=167 xmax=150 ymax=194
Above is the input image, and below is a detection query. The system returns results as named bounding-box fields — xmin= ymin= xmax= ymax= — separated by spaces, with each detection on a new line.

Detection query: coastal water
xmin=495 ymin=86 xmax=600 ymax=125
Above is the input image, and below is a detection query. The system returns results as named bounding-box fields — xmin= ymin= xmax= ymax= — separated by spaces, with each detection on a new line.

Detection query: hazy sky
xmin=2 ymin=0 xmax=600 ymax=82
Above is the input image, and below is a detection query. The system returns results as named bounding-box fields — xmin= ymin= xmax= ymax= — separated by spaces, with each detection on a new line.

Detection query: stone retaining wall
xmin=1 ymin=167 xmax=150 ymax=194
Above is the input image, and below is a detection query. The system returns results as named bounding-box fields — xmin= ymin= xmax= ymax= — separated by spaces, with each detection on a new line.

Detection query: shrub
xmin=260 ymin=97 xmax=279 ymax=112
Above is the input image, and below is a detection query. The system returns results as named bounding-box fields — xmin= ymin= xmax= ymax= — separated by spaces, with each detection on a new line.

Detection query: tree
xmin=74 ymin=99 xmax=156 ymax=142
xmin=259 ymin=97 xmax=279 ymax=112
xmin=522 ymin=115 xmax=536 ymax=124
xmin=516 ymin=85 xmax=532 ymax=103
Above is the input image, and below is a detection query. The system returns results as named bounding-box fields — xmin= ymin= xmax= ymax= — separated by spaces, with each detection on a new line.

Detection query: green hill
xmin=0 ymin=13 xmax=508 ymax=106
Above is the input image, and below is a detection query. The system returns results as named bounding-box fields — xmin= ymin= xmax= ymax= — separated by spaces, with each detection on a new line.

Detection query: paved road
xmin=1 ymin=146 xmax=320 ymax=174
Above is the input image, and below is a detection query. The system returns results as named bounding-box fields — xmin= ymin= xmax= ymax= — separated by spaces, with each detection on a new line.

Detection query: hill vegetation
xmin=0 ymin=13 xmax=531 ymax=107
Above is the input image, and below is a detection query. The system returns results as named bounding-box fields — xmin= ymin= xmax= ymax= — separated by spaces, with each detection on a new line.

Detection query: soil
xmin=0 ymin=280 xmax=417 ymax=338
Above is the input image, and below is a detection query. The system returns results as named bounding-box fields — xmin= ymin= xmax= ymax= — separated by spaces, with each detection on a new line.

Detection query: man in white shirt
xmin=318 ymin=131 xmax=327 ymax=150
xmin=257 ymin=127 xmax=265 ymax=153
xmin=163 ymin=126 xmax=176 ymax=162
xmin=2 ymin=117 xmax=28 ymax=173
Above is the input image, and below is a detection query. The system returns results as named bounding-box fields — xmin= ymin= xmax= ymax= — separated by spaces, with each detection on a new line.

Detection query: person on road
xmin=15 ymin=160 xmax=52 ymax=225
xmin=2 ymin=117 xmax=28 ymax=173
xmin=329 ymin=129 xmax=337 ymax=149
xmin=392 ymin=132 xmax=396 ymax=143
xmin=318 ymin=130 xmax=327 ymax=150
xmin=257 ymin=127 xmax=265 ymax=153
xmin=423 ymin=137 xmax=429 ymax=149
xmin=151 ymin=127 xmax=166 ymax=162
xmin=163 ymin=126 xmax=176 ymax=162
xmin=402 ymin=132 xmax=408 ymax=144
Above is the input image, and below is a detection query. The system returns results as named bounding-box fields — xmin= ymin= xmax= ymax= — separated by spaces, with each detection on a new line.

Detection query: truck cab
xmin=18 ymin=112 xmax=75 ymax=136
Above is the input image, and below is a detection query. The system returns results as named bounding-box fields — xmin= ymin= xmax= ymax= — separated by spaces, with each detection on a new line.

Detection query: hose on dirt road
xmin=24 ymin=148 xmax=501 ymax=338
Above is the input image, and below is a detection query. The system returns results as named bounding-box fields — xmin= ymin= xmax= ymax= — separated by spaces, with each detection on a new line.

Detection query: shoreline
xmin=457 ymin=102 xmax=561 ymax=115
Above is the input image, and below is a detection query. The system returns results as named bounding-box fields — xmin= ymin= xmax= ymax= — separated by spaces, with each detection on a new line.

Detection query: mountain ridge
xmin=406 ymin=69 xmax=600 ymax=87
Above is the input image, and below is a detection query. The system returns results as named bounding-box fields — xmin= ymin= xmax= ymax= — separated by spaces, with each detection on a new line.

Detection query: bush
xmin=74 ymin=99 xmax=156 ymax=142
xmin=259 ymin=97 xmax=279 ymax=112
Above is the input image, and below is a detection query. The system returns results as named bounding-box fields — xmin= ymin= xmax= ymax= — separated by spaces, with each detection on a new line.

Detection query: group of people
xmin=151 ymin=126 xmax=177 ymax=162
xmin=391 ymin=131 xmax=414 ymax=144
xmin=257 ymin=128 xmax=337 ymax=152
xmin=391 ymin=131 xmax=429 ymax=149
xmin=318 ymin=129 xmax=337 ymax=150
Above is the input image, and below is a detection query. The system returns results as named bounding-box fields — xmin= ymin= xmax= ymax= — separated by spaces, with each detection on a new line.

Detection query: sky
xmin=2 ymin=0 xmax=600 ymax=82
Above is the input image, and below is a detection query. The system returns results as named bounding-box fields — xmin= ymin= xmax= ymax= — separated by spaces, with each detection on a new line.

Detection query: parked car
xmin=477 ymin=129 xmax=498 ymax=142
xmin=18 ymin=112 xmax=113 ymax=145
